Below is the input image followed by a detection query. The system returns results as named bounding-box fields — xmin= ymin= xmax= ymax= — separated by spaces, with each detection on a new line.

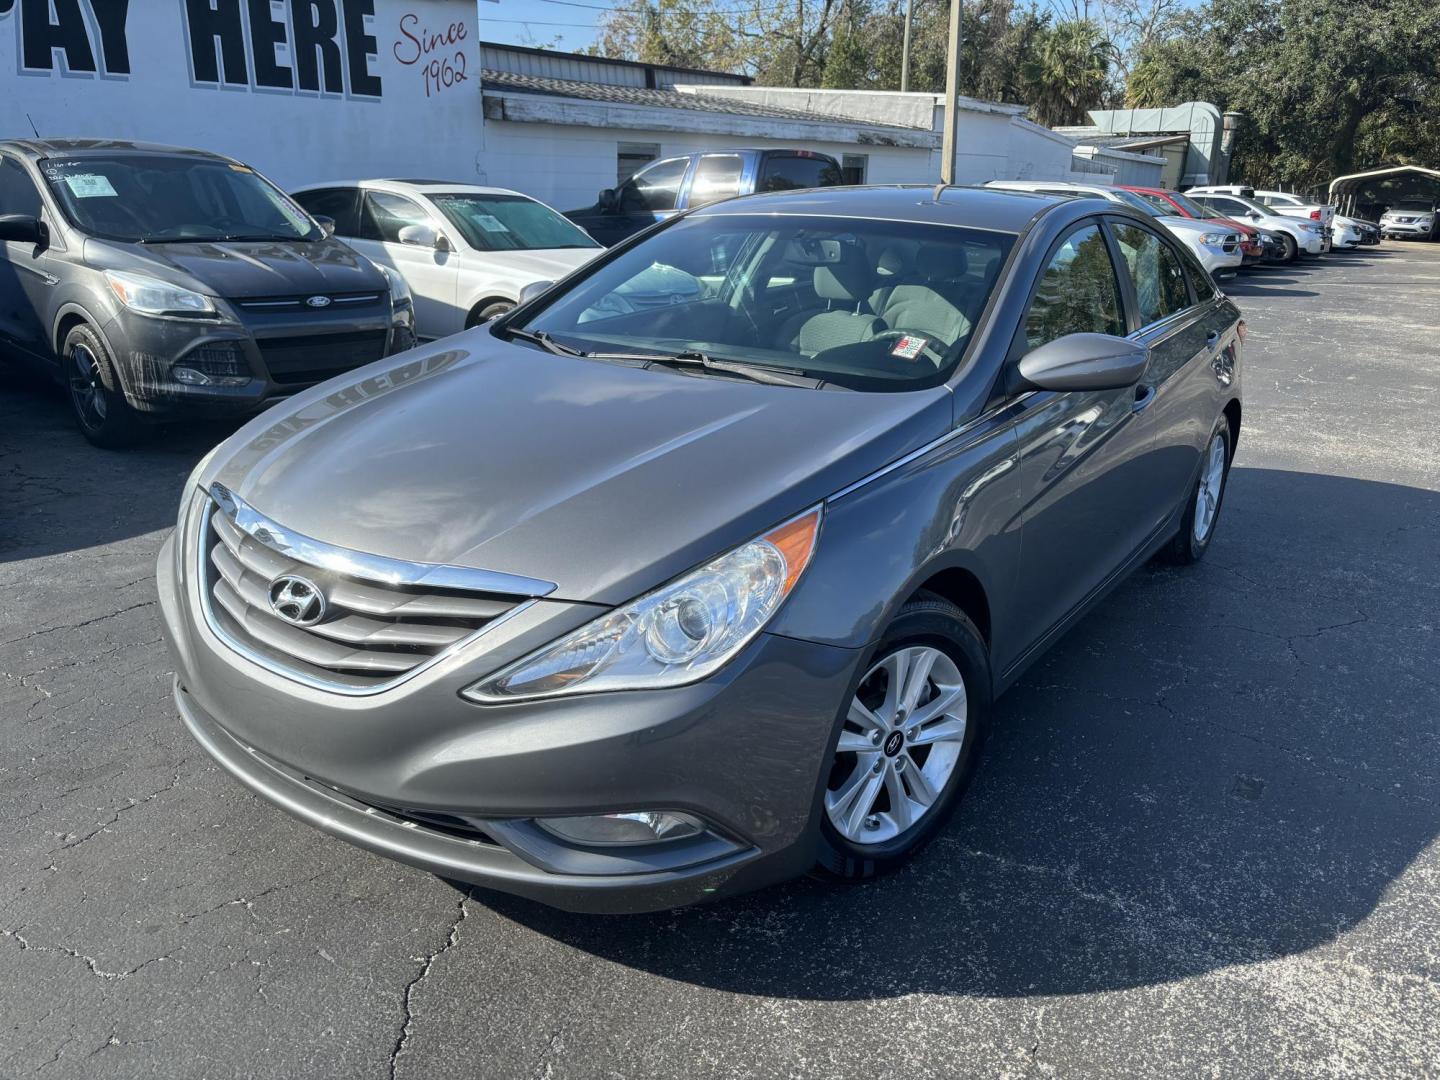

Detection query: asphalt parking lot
xmin=3 ymin=244 xmax=1439 ymax=1079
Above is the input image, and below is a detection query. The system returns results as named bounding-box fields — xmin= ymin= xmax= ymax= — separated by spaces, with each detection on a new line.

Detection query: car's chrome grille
xmin=235 ymin=291 xmax=385 ymax=312
xmin=196 ymin=486 xmax=553 ymax=693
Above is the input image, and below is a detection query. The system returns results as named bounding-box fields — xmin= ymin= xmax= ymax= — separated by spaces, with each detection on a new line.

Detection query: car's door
xmin=593 ymin=157 xmax=692 ymax=247
xmin=355 ymin=189 xmax=460 ymax=338
xmin=0 ymin=154 xmax=54 ymax=357
xmin=1004 ymin=219 xmax=1162 ymax=663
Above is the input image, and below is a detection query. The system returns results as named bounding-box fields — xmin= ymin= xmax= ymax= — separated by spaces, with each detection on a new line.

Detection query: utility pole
xmin=939 ymin=0 xmax=962 ymax=184
xmin=900 ymin=0 xmax=914 ymax=93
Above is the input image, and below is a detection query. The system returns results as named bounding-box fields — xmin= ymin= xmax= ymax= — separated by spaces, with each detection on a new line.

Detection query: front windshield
xmin=40 ymin=154 xmax=316 ymax=243
xmin=1165 ymin=192 xmax=1209 ymax=218
xmin=508 ymin=213 xmax=1016 ymax=391
xmin=429 ymin=192 xmax=600 ymax=252
xmin=1235 ymin=197 xmax=1277 ymax=216
xmin=1110 ymin=189 xmax=1165 ymax=217
xmin=1133 ymin=191 xmax=1178 ymax=215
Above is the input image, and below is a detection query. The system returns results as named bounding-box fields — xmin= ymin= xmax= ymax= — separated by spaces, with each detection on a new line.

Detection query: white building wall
xmin=0 ymin=0 xmax=482 ymax=189
xmin=479 ymin=120 xmax=932 ymax=211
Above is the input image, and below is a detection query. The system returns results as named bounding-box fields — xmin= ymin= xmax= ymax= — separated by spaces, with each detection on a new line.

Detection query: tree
xmin=1025 ymin=19 xmax=1113 ymax=126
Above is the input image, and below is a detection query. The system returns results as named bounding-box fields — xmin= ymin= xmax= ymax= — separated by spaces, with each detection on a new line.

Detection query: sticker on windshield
xmin=890 ymin=335 xmax=927 ymax=361
xmin=63 ymin=174 xmax=118 ymax=198
xmin=474 ymin=214 xmax=510 ymax=232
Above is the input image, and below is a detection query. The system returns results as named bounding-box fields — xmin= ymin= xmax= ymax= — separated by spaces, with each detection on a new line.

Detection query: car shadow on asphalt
xmin=465 ymin=466 xmax=1440 ymax=1001
xmin=0 ymin=361 xmax=241 ymax=562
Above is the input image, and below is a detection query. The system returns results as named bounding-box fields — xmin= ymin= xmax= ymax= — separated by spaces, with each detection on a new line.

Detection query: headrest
xmin=814 ymin=247 xmax=872 ymax=302
xmin=876 ymin=244 xmax=913 ymax=278
xmin=916 ymin=242 xmax=968 ymax=280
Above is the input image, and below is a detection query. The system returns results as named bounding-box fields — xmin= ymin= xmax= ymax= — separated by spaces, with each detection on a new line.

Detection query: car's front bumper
xmin=157 ymin=530 xmax=866 ymax=913
xmin=1197 ymin=244 xmax=1244 ymax=274
xmin=1381 ymin=221 xmax=1433 ymax=237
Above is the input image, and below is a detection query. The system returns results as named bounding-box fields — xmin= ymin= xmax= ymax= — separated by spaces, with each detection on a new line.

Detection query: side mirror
xmin=598 ymin=188 xmax=618 ymax=212
xmin=0 ymin=214 xmax=47 ymax=246
xmin=517 ymin=279 xmax=555 ymax=306
xmin=313 ymin=215 xmax=336 ymax=238
xmin=1017 ymin=333 xmax=1149 ymax=392
xmin=397 ymin=223 xmax=441 ymax=249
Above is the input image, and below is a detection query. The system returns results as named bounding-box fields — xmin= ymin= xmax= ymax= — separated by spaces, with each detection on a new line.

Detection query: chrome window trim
xmin=209 ymin=484 xmax=556 ymax=596
xmin=827 ymin=393 xmax=1036 ymax=502
xmin=194 ymin=498 xmax=544 ymax=697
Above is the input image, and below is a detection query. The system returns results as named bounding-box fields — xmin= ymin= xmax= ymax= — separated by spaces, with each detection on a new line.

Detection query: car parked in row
xmin=291 ymin=180 xmax=604 ymax=340
xmin=1121 ymin=185 xmax=1268 ymax=266
xmin=0 ymin=139 xmax=414 ymax=447
xmin=1184 ymin=191 xmax=1328 ymax=259
xmin=159 ymin=183 xmax=1243 ymax=913
xmin=1379 ymin=200 xmax=1438 ymax=241
xmin=986 ymin=180 xmax=1245 ymax=276
xmin=565 ymin=149 xmax=843 ymax=246
xmin=1193 ymin=186 xmax=1336 ymax=249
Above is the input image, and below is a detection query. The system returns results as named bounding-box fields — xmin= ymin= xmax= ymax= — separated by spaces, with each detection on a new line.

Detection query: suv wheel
xmin=814 ymin=595 xmax=989 ymax=881
xmin=64 ymin=324 xmax=145 ymax=448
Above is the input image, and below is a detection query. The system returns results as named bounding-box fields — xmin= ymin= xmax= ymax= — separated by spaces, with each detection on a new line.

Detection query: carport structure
xmin=1329 ymin=164 xmax=1440 ymax=220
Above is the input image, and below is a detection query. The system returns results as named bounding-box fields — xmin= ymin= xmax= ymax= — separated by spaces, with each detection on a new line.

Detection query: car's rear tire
xmin=64 ymin=324 xmax=146 ymax=449
xmin=1161 ymin=418 xmax=1231 ymax=565
xmin=813 ymin=594 xmax=990 ymax=882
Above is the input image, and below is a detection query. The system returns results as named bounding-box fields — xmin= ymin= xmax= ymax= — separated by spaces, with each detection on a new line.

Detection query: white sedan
xmin=985 ymin=181 xmax=1244 ymax=276
xmin=292 ymin=180 xmax=603 ymax=340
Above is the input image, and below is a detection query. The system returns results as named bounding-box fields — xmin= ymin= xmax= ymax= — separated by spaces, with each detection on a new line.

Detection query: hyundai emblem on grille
xmin=268 ymin=575 xmax=327 ymax=626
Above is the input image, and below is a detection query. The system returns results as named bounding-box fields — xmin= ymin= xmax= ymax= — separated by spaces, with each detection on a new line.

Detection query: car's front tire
xmin=468 ymin=300 xmax=514 ymax=327
xmin=64 ymin=324 xmax=146 ymax=449
xmin=813 ymin=595 xmax=989 ymax=882
xmin=1162 ymin=418 xmax=1232 ymax=565
xmin=1278 ymin=233 xmax=1298 ymax=262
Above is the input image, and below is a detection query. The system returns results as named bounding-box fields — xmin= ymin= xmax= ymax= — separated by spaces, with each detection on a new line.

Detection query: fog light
xmin=174 ymin=343 xmax=251 ymax=387
xmin=536 ymin=811 xmax=705 ymax=846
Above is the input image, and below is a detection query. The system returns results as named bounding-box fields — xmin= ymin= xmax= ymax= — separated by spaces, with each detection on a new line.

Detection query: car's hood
xmin=87 ymin=236 xmax=386 ymax=300
xmin=463 ymin=246 xmax=601 ymax=284
xmin=1210 ymin=217 xmax=1255 ymax=238
xmin=205 ymin=333 xmax=952 ymax=605
xmin=1158 ymin=215 xmax=1219 ymax=236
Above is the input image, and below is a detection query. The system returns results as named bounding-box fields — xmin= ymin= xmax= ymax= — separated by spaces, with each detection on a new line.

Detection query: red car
xmin=1122 ymin=185 xmax=1265 ymax=266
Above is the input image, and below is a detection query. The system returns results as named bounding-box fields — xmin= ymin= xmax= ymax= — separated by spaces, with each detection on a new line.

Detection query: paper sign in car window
xmin=65 ymin=174 xmax=118 ymax=198
xmin=474 ymin=214 xmax=509 ymax=232
xmin=890 ymin=335 xmax=927 ymax=361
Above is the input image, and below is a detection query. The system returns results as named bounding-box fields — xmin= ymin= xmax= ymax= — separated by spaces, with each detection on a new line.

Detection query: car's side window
xmin=294 ymin=187 xmax=361 ymax=236
xmin=1021 ymin=223 xmax=1126 ymax=351
xmin=688 ymin=154 xmax=744 ymax=208
xmin=0 ymin=156 xmax=42 ymax=218
xmin=1110 ymin=222 xmax=1192 ymax=328
xmin=619 ymin=158 xmax=689 ymax=213
xmin=360 ymin=191 xmax=430 ymax=243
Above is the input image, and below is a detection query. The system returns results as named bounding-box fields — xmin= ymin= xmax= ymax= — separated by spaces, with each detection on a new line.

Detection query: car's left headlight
xmin=464 ymin=507 xmax=822 ymax=703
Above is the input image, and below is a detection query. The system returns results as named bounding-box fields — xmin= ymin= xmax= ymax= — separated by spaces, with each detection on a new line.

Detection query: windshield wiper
xmin=637 ymin=350 xmax=823 ymax=388
xmin=499 ymin=326 xmax=587 ymax=357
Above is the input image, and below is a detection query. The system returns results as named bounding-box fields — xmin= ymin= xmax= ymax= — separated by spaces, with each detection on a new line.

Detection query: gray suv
xmin=0 ymin=139 xmax=416 ymax=447
xmin=158 ymin=186 xmax=1243 ymax=913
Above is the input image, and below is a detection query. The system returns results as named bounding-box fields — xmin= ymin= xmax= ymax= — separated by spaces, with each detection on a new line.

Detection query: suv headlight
xmin=105 ymin=270 xmax=217 ymax=319
xmin=377 ymin=264 xmax=412 ymax=307
xmin=1299 ymin=222 xmax=1321 ymax=234
xmin=1199 ymin=232 xmax=1225 ymax=244
xmin=464 ymin=508 xmax=822 ymax=703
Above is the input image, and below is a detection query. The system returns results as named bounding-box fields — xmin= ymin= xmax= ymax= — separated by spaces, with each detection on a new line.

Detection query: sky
xmin=478 ymin=0 xmax=607 ymax=52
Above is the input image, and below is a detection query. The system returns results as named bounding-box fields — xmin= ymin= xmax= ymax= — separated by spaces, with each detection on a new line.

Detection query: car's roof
xmin=694 ymin=184 xmax=1068 ymax=233
xmin=1 ymin=137 xmax=230 ymax=161
xmin=293 ymin=178 xmax=533 ymax=198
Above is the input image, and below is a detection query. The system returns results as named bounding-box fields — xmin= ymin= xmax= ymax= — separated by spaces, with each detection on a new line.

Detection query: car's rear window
xmin=509 ymin=212 xmax=1016 ymax=392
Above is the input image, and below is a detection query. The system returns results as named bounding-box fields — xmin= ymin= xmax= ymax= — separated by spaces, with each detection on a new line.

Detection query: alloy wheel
xmin=825 ymin=645 xmax=968 ymax=845
xmin=1193 ymin=432 xmax=1227 ymax=542
xmin=68 ymin=343 xmax=107 ymax=432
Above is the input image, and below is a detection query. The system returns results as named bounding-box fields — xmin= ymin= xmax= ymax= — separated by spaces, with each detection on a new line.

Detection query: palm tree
xmin=1025 ymin=19 xmax=1112 ymax=127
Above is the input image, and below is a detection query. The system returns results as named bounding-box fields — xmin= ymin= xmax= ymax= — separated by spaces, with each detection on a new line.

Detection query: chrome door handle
xmin=1132 ymin=383 xmax=1156 ymax=412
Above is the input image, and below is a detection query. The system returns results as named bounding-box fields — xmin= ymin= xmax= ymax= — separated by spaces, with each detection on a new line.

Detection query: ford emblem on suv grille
xmin=306 ymin=295 xmax=332 ymax=308
xmin=268 ymin=575 xmax=326 ymax=626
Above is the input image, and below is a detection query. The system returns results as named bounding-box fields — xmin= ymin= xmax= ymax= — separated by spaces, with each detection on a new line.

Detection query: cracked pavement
xmin=2 ymin=245 xmax=1438 ymax=1078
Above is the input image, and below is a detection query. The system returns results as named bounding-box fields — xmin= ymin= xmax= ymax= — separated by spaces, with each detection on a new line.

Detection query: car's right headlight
xmin=464 ymin=507 xmax=822 ymax=703
xmin=105 ymin=270 xmax=218 ymax=319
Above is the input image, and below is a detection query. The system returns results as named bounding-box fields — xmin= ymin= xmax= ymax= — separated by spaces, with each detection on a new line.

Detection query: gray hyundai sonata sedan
xmin=158 ymin=185 xmax=1242 ymax=913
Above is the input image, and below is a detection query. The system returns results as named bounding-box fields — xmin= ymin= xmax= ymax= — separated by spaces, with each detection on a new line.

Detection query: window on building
xmin=617 ymin=142 xmax=662 ymax=185
xmin=1022 ymin=224 xmax=1125 ymax=351
xmin=688 ymin=154 xmax=744 ymax=207
xmin=360 ymin=191 xmax=432 ymax=243
xmin=841 ymin=154 xmax=868 ymax=185
xmin=1110 ymin=222 xmax=1192 ymax=327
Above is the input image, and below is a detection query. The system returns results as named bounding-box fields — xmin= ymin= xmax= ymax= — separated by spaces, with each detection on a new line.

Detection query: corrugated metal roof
xmin=480 ymin=70 xmax=912 ymax=130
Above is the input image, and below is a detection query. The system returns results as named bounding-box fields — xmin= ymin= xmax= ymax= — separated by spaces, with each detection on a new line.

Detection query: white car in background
xmin=985 ymin=180 xmax=1245 ymax=276
xmin=292 ymin=180 xmax=603 ymax=340
xmin=1185 ymin=191 xmax=1328 ymax=258
xmin=1379 ymin=200 xmax=1438 ymax=241
xmin=1191 ymin=186 xmax=1335 ymax=250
